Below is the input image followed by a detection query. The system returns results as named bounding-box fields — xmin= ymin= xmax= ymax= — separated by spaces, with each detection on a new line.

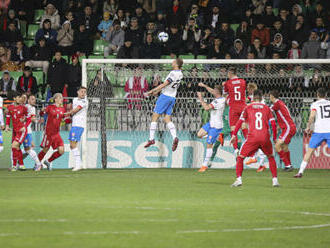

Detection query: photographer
xmin=182 ymin=18 xmax=201 ymax=58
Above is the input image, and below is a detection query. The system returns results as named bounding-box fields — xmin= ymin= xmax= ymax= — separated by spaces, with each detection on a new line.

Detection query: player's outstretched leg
xmin=268 ymin=155 xmax=279 ymax=187
xmin=164 ymin=115 xmax=178 ymax=152
xmin=44 ymin=146 xmax=64 ymax=170
xmin=276 ymin=140 xmax=293 ymax=172
xmin=295 ymin=146 xmax=317 ymax=178
xmin=209 ymin=134 xmax=223 ymax=168
xmin=145 ymin=113 xmax=159 ymax=148
xmin=232 ymin=156 xmax=244 ymax=187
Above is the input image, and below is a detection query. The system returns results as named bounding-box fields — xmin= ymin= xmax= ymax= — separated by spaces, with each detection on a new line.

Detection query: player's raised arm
xmin=198 ymin=82 xmax=216 ymax=95
xmin=197 ymin=92 xmax=213 ymax=111
xmin=145 ymin=80 xmax=170 ymax=96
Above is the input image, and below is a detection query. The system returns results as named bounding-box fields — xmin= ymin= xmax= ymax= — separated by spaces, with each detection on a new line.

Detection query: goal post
xmin=81 ymin=59 xmax=330 ymax=170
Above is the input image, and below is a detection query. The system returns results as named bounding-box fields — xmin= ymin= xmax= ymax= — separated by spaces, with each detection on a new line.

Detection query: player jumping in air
xmin=0 ymin=96 xmax=4 ymax=155
xmin=23 ymin=94 xmax=42 ymax=171
xmin=223 ymin=67 xmax=248 ymax=156
xmin=231 ymin=90 xmax=279 ymax=187
xmin=5 ymin=92 xmax=31 ymax=171
xmin=68 ymin=87 xmax=88 ymax=171
xmin=144 ymin=58 xmax=183 ymax=151
xmin=295 ymin=88 xmax=330 ymax=178
xmin=38 ymin=93 xmax=68 ymax=170
xmin=269 ymin=90 xmax=296 ymax=171
xmin=196 ymin=83 xmax=226 ymax=172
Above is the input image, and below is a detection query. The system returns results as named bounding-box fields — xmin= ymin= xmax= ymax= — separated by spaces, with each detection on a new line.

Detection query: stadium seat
xmin=180 ymin=54 xmax=194 ymax=59
xmin=230 ymin=24 xmax=239 ymax=34
xmin=113 ymin=87 xmax=125 ymax=98
xmin=20 ymin=21 xmax=27 ymax=38
xmin=93 ymin=40 xmax=108 ymax=55
xmin=106 ymin=108 xmax=118 ymax=129
xmin=24 ymin=40 xmax=35 ymax=48
xmin=27 ymin=24 xmax=39 ymax=40
xmin=88 ymin=55 xmax=104 ymax=59
xmin=10 ymin=71 xmax=22 ymax=83
xmin=197 ymin=55 xmax=207 ymax=59
xmin=34 ymin=9 xmax=44 ymax=24
xmin=273 ymin=8 xmax=279 ymax=16
xmin=33 ymin=71 xmax=44 ymax=85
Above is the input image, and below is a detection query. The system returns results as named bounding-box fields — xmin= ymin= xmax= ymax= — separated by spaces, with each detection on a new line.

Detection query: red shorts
xmin=279 ymin=125 xmax=296 ymax=144
xmin=229 ymin=105 xmax=246 ymax=127
xmin=40 ymin=133 xmax=64 ymax=149
xmin=13 ymin=129 xmax=28 ymax=144
xmin=240 ymin=138 xmax=274 ymax=158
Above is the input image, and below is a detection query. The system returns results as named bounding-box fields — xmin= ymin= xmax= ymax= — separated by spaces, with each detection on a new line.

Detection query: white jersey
xmin=72 ymin=97 xmax=88 ymax=128
xmin=210 ymin=97 xmax=226 ymax=129
xmin=0 ymin=97 xmax=3 ymax=126
xmin=311 ymin=99 xmax=330 ymax=133
xmin=26 ymin=104 xmax=36 ymax=134
xmin=161 ymin=70 xmax=183 ymax=98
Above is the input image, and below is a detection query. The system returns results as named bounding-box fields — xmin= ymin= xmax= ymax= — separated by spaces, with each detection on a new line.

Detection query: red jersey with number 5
xmin=224 ymin=78 xmax=246 ymax=108
xmin=6 ymin=104 xmax=28 ymax=132
xmin=271 ymin=99 xmax=295 ymax=130
xmin=240 ymin=103 xmax=275 ymax=140
xmin=43 ymin=105 xmax=66 ymax=135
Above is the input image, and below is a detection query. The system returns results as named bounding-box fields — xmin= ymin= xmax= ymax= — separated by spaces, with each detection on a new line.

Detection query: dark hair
xmin=176 ymin=58 xmax=183 ymax=69
xmin=317 ymin=88 xmax=327 ymax=98
xmin=228 ymin=67 xmax=237 ymax=75
xmin=253 ymin=89 xmax=263 ymax=99
xmin=113 ymin=19 xmax=120 ymax=26
xmin=12 ymin=91 xmax=20 ymax=98
xmin=269 ymin=89 xmax=279 ymax=98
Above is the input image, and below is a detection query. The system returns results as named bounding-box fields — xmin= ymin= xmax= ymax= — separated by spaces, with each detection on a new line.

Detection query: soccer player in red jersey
xmin=223 ymin=67 xmax=248 ymax=155
xmin=38 ymin=93 xmax=68 ymax=170
xmin=5 ymin=92 xmax=31 ymax=171
xmin=230 ymin=90 xmax=279 ymax=187
xmin=269 ymin=90 xmax=296 ymax=171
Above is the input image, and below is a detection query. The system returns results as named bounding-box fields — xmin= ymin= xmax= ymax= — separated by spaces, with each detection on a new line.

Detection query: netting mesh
xmin=83 ymin=60 xmax=330 ymax=169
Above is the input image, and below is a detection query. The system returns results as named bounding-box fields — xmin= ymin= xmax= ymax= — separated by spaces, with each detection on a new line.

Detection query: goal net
xmin=82 ymin=59 xmax=330 ymax=170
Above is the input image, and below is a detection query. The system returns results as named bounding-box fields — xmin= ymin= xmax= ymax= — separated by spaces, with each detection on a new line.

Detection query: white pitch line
xmin=248 ymin=209 xmax=330 ymax=217
xmin=177 ymin=223 xmax=330 ymax=234
xmin=63 ymin=231 xmax=140 ymax=235
xmin=0 ymin=233 xmax=19 ymax=237
xmin=0 ymin=219 xmax=67 ymax=223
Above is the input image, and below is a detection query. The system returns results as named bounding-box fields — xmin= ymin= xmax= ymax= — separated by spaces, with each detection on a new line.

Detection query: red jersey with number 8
xmin=224 ymin=78 xmax=246 ymax=108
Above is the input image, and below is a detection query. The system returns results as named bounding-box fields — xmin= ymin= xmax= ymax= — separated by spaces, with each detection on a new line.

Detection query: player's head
xmin=316 ymin=87 xmax=327 ymax=99
xmin=53 ymin=93 xmax=63 ymax=105
xmin=214 ymin=85 xmax=222 ymax=97
xmin=253 ymin=90 xmax=263 ymax=102
xmin=227 ymin=67 xmax=237 ymax=79
xmin=28 ymin=94 xmax=36 ymax=105
xmin=247 ymin=82 xmax=258 ymax=95
xmin=12 ymin=91 xmax=21 ymax=104
xmin=77 ymin=86 xmax=87 ymax=99
xmin=172 ymin=58 xmax=183 ymax=69
xmin=269 ymin=89 xmax=279 ymax=103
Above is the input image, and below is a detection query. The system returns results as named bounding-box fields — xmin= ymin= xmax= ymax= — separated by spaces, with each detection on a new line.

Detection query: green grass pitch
xmin=1 ymin=169 xmax=330 ymax=248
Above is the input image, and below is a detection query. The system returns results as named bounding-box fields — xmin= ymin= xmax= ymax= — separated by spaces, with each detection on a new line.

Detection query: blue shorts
xmin=23 ymin=133 xmax=32 ymax=148
xmin=69 ymin=126 xmax=84 ymax=142
xmin=309 ymin=132 xmax=330 ymax=149
xmin=202 ymin=122 xmax=222 ymax=144
xmin=154 ymin=94 xmax=176 ymax=116
xmin=0 ymin=130 xmax=3 ymax=144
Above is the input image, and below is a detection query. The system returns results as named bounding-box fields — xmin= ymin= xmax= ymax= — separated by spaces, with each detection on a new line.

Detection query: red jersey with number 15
xmin=240 ymin=103 xmax=275 ymax=139
xmin=6 ymin=104 xmax=28 ymax=132
xmin=224 ymin=78 xmax=246 ymax=108
xmin=43 ymin=105 xmax=66 ymax=135
xmin=271 ymin=99 xmax=296 ymax=130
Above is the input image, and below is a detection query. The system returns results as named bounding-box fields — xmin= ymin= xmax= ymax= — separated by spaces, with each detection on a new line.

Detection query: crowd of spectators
xmin=0 ymin=0 xmax=330 ymax=99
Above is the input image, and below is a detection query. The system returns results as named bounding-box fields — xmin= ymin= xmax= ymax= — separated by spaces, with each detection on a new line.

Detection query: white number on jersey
xmin=255 ymin=112 xmax=263 ymax=130
xmin=234 ymin=86 xmax=241 ymax=100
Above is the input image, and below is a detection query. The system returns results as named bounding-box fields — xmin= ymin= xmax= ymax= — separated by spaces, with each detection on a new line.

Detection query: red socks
xmin=12 ymin=148 xmax=18 ymax=166
xmin=48 ymin=151 xmax=62 ymax=162
xmin=285 ymin=151 xmax=291 ymax=165
xmin=231 ymin=131 xmax=238 ymax=150
xmin=12 ymin=148 xmax=23 ymax=166
xmin=236 ymin=156 xmax=244 ymax=177
xmin=242 ymin=128 xmax=248 ymax=139
xmin=278 ymin=151 xmax=291 ymax=166
xmin=38 ymin=151 xmax=46 ymax=161
xmin=268 ymin=156 xmax=277 ymax=178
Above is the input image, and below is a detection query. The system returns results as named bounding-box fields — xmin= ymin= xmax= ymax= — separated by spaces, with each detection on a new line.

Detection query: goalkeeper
xmin=208 ymin=105 xmax=243 ymax=168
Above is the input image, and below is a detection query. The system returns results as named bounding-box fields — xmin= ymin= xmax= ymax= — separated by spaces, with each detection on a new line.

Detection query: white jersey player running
xmin=0 ymin=96 xmax=4 ymax=154
xmin=295 ymin=88 xmax=330 ymax=177
xmin=144 ymin=58 xmax=184 ymax=151
xmin=197 ymin=83 xmax=226 ymax=172
xmin=68 ymin=87 xmax=88 ymax=171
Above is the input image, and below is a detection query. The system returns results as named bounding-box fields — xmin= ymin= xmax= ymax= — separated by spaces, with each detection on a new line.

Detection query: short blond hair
xmin=247 ymin=82 xmax=258 ymax=91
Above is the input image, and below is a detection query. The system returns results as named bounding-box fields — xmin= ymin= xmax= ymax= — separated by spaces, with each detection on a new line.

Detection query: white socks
xmin=167 ymin=122 xmax=177 ymax=139
xmin=0 ymin=146 xmax=3 ymax=153
xmin=72 ymin=148 xmax=81 ymax=168
xmin=203 ymin=148 xmax=213 ymax=167
xmin=299 ymin=161 xmax=308 ymax=174
xmin=149 ymin=122 xmax=157 ymax=140
xmin=27 ymin=149 xmax=41 ymax=166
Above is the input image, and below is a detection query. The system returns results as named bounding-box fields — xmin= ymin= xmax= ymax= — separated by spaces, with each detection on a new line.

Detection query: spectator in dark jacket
xmin=207 ymin=36 xmax=225 ymax=59
xmin=117 ymin=36 xmax=139 ymax=59
xmin=248 ymin=38 xmax=266 ymax=59
xmin=205 ymin=5 xmax=224 ymax=31
xmin=10 ymin=40 xmax=30 ymax=65
xmin=125 ymin=17 xmax=144 ymax=48
xmin=290 ymin=14 xmax=310 ymax=46
xmin=7 ymin=9 xmax=20 ymax=29
xmin=301 ymin=31 xmax=322 ymax=58
xmin=268 ymin=33 xmax=288 ymax=58
xmin=67 ymin=54 xmax=82 ymax=97
xmin=35 ymin=19 xmax=58 ymax=50
xmin=26 ymin=37 xmax=51 ymax=74
xmin=166 ymin=0 xmax=185 ymax=28
xmin=0 ymin=70 xmax=16 ymax=97
xmin=166 ymin=25 xmax=184 ymax=58
xmin=74 ymin=24 xmax=93 ymax=56
xmin=199 ymin=26 xmax=213 ymax=55
xmin=236 ymin=20 xmax=252 ymax=45
xmin=217 ymin=22 xmax=235 ymax=49
xmin=47 ymin=51 xmax=68 ymax=94
xmin=16 ymin=66 xmax=38 ymax=95
xmin=9 ymin=0 xmax=34 ymax=23
xmin=141 ymin=33 xmax=161 ymax=59
xmin=3 ymin=22 xmax=22 ymax=47
xmin=133 ymin=4 xmax=149 ymax=29
xmin=182 ymin=18 xmax=201 ymax=57
xmin=263 ymin=4 xmax=277 ymax=28
xmin=77 ymin=5 xmax=98 ymax=37
xmin=270 ymin=19 xmax=289 ymax=43
xmin=229 ymin=39 xmax=247 ymax=59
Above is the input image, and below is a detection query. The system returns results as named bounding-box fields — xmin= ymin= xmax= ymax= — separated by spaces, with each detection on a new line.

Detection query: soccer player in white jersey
xmin=295 ymin=88 xmax=330 ymax=178
xmin=23 ymin=94 xmax=42 ymax=171
xmin=68 ymin=87 xmax=88 ymax=171
xmin=144 ymin=58 xmax=183 ymax=151
xmin=196 ymin=83 xmax=226 ymax=172
xmin=0 ymin=96 xmax=4 ymax=154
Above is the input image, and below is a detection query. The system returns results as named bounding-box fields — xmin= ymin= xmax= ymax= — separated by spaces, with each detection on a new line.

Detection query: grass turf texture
xmin=1 ymin=169 xmax=330 ymax=248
